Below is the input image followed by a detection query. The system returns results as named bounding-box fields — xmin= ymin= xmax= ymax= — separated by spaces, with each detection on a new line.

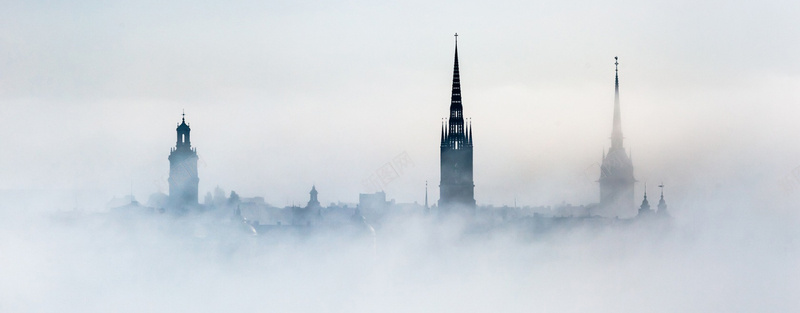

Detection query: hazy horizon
xmin=2 ymin=1 xmax=800 ymax=213
xmin=2 ymin=1 xmax=800 ymax=311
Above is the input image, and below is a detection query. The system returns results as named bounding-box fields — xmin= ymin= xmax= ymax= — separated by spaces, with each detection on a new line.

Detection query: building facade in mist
xmin=439 ymin=34 xmax=476 ymax=211
xmin=168 ymin=114 xmax=199 ymax=210
xmin=599 ymin=57 xmax=636 ymax=217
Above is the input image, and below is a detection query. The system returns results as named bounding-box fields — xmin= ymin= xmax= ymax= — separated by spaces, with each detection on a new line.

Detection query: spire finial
xmin=658 ymin=183 xmax=664 ymax=197
xmin=454 ymin=32 xmax=458 ymax=46
xmin=424 ymin=180 xmax=429 ymax=211
xmin=182 ymin=109 xmax=186 ymax=123
xmin=643 ymin=182 xmax=647 ymax=198
xmin=615 ymin=56 xmax=618 ymax=73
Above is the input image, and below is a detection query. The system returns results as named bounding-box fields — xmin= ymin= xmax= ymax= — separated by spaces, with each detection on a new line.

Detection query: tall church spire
xmin=450 ymin=33 xmax=462 ymax=111
xmin=611 ymin=56 xmax=623 ymax=150
xmin=598 ymin=57 xmax=635 ymax=217
xmin=439 ymin=33 xmax=475 ymax=211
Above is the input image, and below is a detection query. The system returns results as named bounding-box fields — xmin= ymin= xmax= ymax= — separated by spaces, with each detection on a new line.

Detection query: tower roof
xmin=639 ymin=183 xmax=651 ymax=211
xmin=657 ymin=183 xmax=668 ymax=213
xmin=468 ymin=119 xmax=473 ymax=145
xmin=177 ymin=111 xmax=190 ymax=131
xmin=450 ymin=33 xmax=462 ymax=111
xmin=611 ymin=57 xmax=623 ymax=150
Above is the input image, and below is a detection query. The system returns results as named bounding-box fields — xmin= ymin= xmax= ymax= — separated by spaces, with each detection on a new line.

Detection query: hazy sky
xmin=1 ymin=2 xmax=799 ymax=312
xmin=1 ymin=0 xmax=799 ymax=209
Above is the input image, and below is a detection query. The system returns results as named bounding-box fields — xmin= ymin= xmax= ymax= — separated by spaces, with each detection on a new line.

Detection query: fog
xmin=1 ymin=0 xmax=799 ymax=311
xmin=1 ymin=190 xmax=797 ymax=312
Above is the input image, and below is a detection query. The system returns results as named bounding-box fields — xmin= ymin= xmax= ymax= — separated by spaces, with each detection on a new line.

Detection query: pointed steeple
xmin=441 ymin=120 xmax=447 ymax=147
xmin=468 ymin=119 xmax=473 ymax=146
xmin=439 ymin=33 xmax=475 ymax=211
xmin=441 ymin=120 xmax=445 ymax=140
xmin=175 ymin=112 xmax=192 ymax=149
xmin=639 ymin=183 xmax=651 ymax=212
xmin=657 ymin=183 xmax=668 ymax=215
xmin=451 ymin=33 xmax=461 ymax=110
xmin=611 ymin=56 xmax=623 ymax=150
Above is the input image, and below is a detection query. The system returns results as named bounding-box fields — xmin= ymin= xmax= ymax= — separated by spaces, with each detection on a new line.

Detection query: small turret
xmin=441 ymin=120 xmax=447 ymax=147
xmin=657 ymin=184 xmax=669 ymax=217
xmin=308 ymin=185 xmax=320 ymax=208
xmin=638 ymin=183 xmax=652 ymax=216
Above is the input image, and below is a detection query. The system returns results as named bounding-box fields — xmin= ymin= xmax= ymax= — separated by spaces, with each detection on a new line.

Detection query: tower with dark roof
xmin=439 ymin=33 xmax=476 ymax=212
xmin=168 ymin=113 xmax=199 ymax=210
xmin=599 ymin=57 xmax=636 ymax=217
xmin=657 ymin=184 xmax=669 ymax=217
xmin=637 ymin=184 xmax=653 ymax=217
xmin=307 ymin=185 xmax=320 ymax=209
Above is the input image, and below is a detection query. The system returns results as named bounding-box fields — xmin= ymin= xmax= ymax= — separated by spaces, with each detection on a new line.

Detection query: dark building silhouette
xmin=439 ymin=34 xmax=476 ymax=211
xmin=656 ymin=184 xmax=669 ymax=217
xmin=168 ymin=113 xmax=199 ymax=210
xmin=293 ymin=185 xmax=321 ymax=225
xmin=637 ymin=185 xmax=653 ymax=217
xmin=307 ymin=185 xmax=321 ymax=209
xmin=599 ymin=57 xmax=636 ymax=217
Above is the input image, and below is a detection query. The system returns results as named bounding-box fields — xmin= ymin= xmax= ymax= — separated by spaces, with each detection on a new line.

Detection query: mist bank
xmin=0 ymin=193 xmax=796 ymax=313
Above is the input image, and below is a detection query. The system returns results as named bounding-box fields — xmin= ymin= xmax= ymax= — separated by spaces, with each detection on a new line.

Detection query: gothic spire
xmin=441 ymin=120 xmax=446 ymax=146
xmin=450 ymin=33 xmax=462 ymax=111
xmin=468 ymin=119 xmax=473 ymax=145
xmin=611 ymin=56 xmax=623 ymax=150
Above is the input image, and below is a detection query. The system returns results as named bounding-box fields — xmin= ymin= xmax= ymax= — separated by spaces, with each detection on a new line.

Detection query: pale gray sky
xmin=1 ymin=0 xmax=799 ymax=209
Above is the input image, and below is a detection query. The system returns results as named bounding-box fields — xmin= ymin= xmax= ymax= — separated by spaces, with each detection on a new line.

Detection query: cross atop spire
xmin=454 ymin=33 xmax=458 ymax=46
xmin=182 ymin=109 xmax=186 ymax=123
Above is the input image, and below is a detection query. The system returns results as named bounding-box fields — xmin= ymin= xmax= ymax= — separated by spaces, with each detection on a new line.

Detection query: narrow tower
xmin=657 ymin=183 xmax=669 ymax=217
xmin=168 ymin=112 xmax=199 ymax=210
xmin=599 ymin=57 xmax=636 ymax=217
xmin=308 ymin=185 xmax=320 ymax=208
xmin=439 ymin=33 xmax=476 ymax=212
xmin=637 ymin=183 xmax=652 ymax=217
